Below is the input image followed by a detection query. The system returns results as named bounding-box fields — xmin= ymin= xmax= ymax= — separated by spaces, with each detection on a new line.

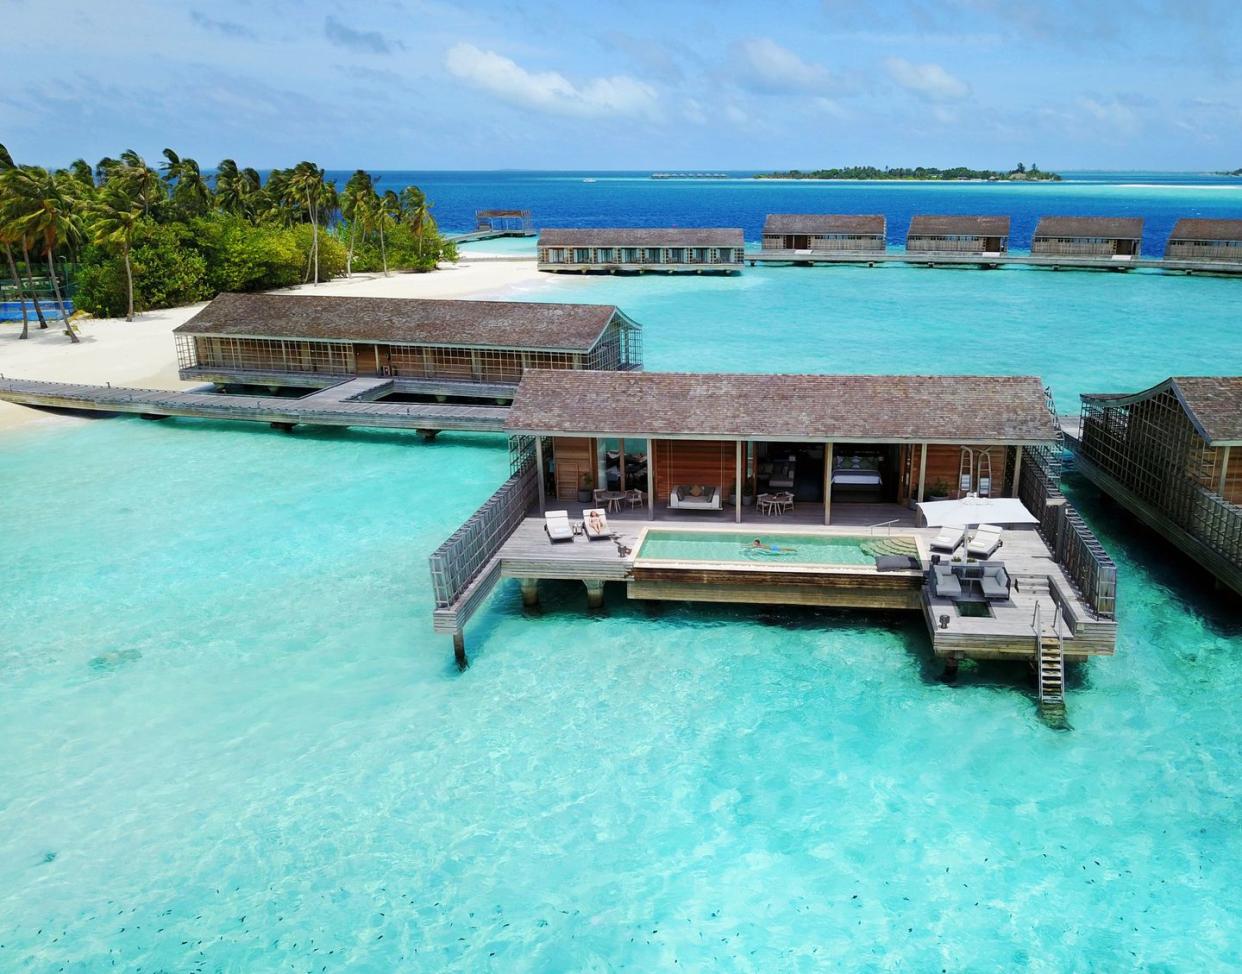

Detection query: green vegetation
xmin=758 ymin=163 xmax=1061 ymax=182
xmin=0 ymin=145 xmax=456 ymax=335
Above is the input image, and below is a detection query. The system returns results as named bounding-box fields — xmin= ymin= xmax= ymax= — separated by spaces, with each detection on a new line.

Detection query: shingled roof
xmin=907 ymin=215 xmax=1011 ymax=237
xmin=539 ymin=228 xmax=744 ymax=247
xmin=1084 ymin=377 xmax=1242 ymax=446
xmin=1167 ymin=218 xmax=1242 ymax=242
xmin=1033 ymin=216 xmax=1143 ymax=239
xmin=174 ymin=293 xmax=625 ymax=351
xmin=764 ymin=214 xmax=886 ymax=235
xmin=507 ymin=371 xmax=1058 ymax=443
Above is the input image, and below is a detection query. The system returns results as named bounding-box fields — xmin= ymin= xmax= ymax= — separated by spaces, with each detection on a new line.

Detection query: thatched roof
xmin=507 ymin=371 xmax=1058 ymax=444
xmin=175 ymin=293 xmax=625 ymax=352
xmin=1033 ymin=216 xmax=1143 ymax=239
xmin=1167 ymin=218 xmax=1242 ymax=242
xmin=1084 ymin=377 xmax=1242 ymax=446
xmin=907 ymin=215 xmax=1011 ymax=237
xmin=764 ymin=214 xmax=885 ymax=235
xmin=539 ymin=228 xmax=744 ymax=247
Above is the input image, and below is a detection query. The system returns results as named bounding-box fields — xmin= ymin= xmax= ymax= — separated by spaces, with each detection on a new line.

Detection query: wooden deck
xmin=0 ymin=377 xmax=510 ymax=433
xmin=746 ymin=249 xmax=1242 ymax=275
xmin=437 ymin=499 xmax=1117 ymax=663
xmin=179 ymin=366 xmax=519 ymax=402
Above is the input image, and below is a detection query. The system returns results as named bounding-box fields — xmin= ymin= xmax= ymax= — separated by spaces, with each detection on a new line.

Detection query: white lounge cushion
xmin=582 ymin=508 xmax=611 ymax=539
xmin=930 ymin=526 xmax=965 ymax=552
xmin=544 ymin=510 xmax=574 ymax=542
xmin=966 ymin=524 xmax=1004 ymax=557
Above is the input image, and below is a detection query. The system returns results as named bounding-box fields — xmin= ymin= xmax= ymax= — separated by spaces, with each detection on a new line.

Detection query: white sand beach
xmin=0 ymin=255 xmax=548 ymax=434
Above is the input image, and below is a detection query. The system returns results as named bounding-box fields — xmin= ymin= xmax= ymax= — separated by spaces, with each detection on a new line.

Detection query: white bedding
xmin=832 ymin=470 xmax=883 ymax=486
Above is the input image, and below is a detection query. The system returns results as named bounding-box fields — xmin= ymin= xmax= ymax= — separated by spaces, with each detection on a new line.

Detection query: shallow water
xmin=3 ymin=258 xmax=1242 ymax=970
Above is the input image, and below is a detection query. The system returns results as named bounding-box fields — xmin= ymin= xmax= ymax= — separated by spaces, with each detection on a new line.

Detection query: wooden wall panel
xmin=653 ymin=439 xmax=735 ymax=501
xmin=553 ymin=437 xmax=596 ymax=500
xmin=919 ymin=444 xmax=1010 ymax=498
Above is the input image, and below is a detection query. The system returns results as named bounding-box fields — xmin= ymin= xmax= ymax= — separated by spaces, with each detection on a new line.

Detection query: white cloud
xmin=1077 ymin=96 xmax=1141 ymax=137
xmin=884 ymin=57 xmax=970 ymax=101
xmin=682 ymin=98 xmax=708 ymax=125
xmin=444 ymin=43 xmax=659 ymax=119
xmin=813 ymin=96 xmax=849 ymax=119
xmin=735 ymin=38 xmax=831 ymax=94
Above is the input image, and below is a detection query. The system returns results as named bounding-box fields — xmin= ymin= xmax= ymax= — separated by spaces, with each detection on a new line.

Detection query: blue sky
xmin=2 ymin=0 xmax=1241 ymax=171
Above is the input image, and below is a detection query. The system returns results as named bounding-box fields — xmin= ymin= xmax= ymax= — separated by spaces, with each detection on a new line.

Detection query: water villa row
xmin=531 ymin=216 xmax=1242 ymax=274
xmin=431 ymin=369 xmax=1123 ymax=717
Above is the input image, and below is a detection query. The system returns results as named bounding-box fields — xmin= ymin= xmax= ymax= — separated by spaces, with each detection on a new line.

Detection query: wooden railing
xmin=1018 ymin=449 xmax=1118 ymax=618
xmin=1186 ymin=482 xmax=1242 ymax=566
xmin=428 ymin=441 xmax=537 ymax=608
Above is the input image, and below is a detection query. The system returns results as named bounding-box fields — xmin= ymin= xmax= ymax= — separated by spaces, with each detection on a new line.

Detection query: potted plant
xmin=577 ymin=471 xmax=594 ymax=504
xmin=927 ymin=479 xmax=952 ymax=502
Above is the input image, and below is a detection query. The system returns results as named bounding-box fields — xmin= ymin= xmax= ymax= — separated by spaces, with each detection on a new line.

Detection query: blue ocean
xmin=345 ymin=169 xmax=1242 ymax=255
xmin=2 ymin=172 xmax=1242 ymax=972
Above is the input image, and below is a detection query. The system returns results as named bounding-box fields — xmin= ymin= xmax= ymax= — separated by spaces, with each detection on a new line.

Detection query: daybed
xmin=669 ymin=485 xmax=722 ymax=511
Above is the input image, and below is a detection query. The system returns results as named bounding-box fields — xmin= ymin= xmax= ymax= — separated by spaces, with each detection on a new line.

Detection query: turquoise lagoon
xmin=3 ymin=260 xmax=1242 ymax=971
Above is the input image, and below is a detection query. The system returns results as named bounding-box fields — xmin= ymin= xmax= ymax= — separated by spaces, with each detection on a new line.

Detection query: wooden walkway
xmin=0 ymin=378 xmax=510 ymax=433
xmin=745 ymin=249 xmax=1242 ymax=275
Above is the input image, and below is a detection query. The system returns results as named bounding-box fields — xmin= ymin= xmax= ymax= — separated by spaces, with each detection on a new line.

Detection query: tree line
xmin=0 ymin=145 xmax=457 ymax=340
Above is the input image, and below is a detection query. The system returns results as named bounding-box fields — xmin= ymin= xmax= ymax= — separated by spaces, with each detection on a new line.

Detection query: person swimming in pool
xmin=751 ymin=538 xmax=798 ymax=554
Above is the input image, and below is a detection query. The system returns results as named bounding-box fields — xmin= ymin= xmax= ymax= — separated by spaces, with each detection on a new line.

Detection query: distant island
xmin=1217 ymin=168 xmax=1242 ymax=176
xmin=757 ymin=163 xmax=1061 ymax=182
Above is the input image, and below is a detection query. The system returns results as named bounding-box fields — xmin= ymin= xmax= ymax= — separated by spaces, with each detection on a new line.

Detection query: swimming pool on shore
xmin=634 ymin=528 xmax=920 ymax=568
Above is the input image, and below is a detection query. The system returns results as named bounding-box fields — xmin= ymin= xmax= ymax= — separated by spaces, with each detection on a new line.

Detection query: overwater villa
xmin=537 ymin=228 xmax=745 ymax=273
xmin=174 ymin=292 xmax=643 ymax=401
xmin=1070 ymin=376 xmax=1242 ymax=595
xmin=906 ymin=215 xmax=1010 ymax=255
xmin=475 ymin=209 xmax=534 ymax=235
xmin=431 ymin=370 xmax=1119 ymax=713
xmin=1031 ymin=216 xmax=1143 ymax=258
xmin=761 ymin=214 xmax=886 ymax=253
xmin=1163 ymin=219 xmax=1242 ymax=263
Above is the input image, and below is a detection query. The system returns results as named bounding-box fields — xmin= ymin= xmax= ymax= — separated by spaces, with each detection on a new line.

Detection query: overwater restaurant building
xmin=475 ymin=209 xmax=533 ymax=234
xmin=1031 ymin=216 xmax=1143 ymax=258
xmin=174 ymin=292 xmax=642 ymax=394
xmin=1163 ymin=219 xmax=1242 ymax=262
xmin=537 ymin=228 xmax=745 ymax=273
xmin=505 ymin=370 xmax=1058 ymax=521
xmin=1074 ymin=376 xmax=1242 ymax=595
xmin=761 ymin=214 xmax=886 ymax=253
xmin=906 ymin=215 xmax=1011 ymax=255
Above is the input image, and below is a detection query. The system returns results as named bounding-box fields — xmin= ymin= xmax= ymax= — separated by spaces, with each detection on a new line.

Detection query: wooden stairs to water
xmin=1033 ymin=599 xmax=1067 ymax=724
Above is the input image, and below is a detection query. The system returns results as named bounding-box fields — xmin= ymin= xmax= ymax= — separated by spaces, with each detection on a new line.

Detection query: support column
xmin=824 ymin=441 xmax=834 ymax=525
xmin=647 ymin=437 xmax=655 ymax=519
xmin=735 ymin=440 xmax=743 ymax=523
xmin=1011 ymin=446 xmax=1024 ymax=498
xmin=619 ymin=438 xmax=627 ymax=493
xmin=520 ymin=578 xmax=540 ymax=607
xmin=535 ymin=437 xmax=546 ymax=514
xmin=596 ymin=438 xmax=607 ymax=503
xmin=1219 ymin=445 xmax=1231 ymax=497
xmin=917 ymin=442 xmax=929 ymax=503
xmin=453 ymin=632 xmax=468 ymax=671
xmin=584 ymin=579 xmax=605 ymax=609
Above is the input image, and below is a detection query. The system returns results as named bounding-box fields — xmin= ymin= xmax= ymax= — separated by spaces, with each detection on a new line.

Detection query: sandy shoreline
xmin=0 ymin=255 xmax=551 ymax=435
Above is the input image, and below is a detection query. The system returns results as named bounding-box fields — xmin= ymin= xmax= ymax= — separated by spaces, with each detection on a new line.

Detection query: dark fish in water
xmin=89 ymin=649 xmax=143 ymax=671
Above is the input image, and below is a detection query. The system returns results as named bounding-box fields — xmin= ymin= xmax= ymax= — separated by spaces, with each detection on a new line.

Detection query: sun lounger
xmin=582 ymin=507 xmax=612 ymax=540
xmin=966 ymin=524 xmax=1004 ymax=559
xmin=930 ymin=525 xmax=965 ymax=553
xmin=544 ymin=510 xmax=574 ymax=543
xmin=932 ymin=565 xmax=962 ymax=598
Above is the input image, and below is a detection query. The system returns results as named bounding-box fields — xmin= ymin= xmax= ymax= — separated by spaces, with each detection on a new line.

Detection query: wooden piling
xmin=453 ymin=632 xmax=468 ymax=670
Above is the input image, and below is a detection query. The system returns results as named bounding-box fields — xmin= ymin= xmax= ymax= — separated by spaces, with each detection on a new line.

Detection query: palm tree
xmin=117 ymin=150 xmax=163 ymax=216
xmin=0 ymin=150 xmax=32 ymax=340
xmin=89 ymin=183 xmax=142 ymax=321
xmin=340 ymin=170 xmax=374 ymax=276
xmin=290 ymin=161 xmax=327 ymax=284
xmin=0 ymin=166 xmax=50 ymax=331
xmin=162 ymin=149 xmax=211 ymax=215
xmin=5 ymin=166 xmax=82 ymax=342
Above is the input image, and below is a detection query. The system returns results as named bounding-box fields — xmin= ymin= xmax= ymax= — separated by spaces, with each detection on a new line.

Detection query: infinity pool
xmin=635 ymin=529 xmax=919 ymax=567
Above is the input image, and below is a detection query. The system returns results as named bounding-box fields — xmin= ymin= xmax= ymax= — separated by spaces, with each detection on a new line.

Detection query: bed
xmin=832 ymin=455 xmax=883 ymax=487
